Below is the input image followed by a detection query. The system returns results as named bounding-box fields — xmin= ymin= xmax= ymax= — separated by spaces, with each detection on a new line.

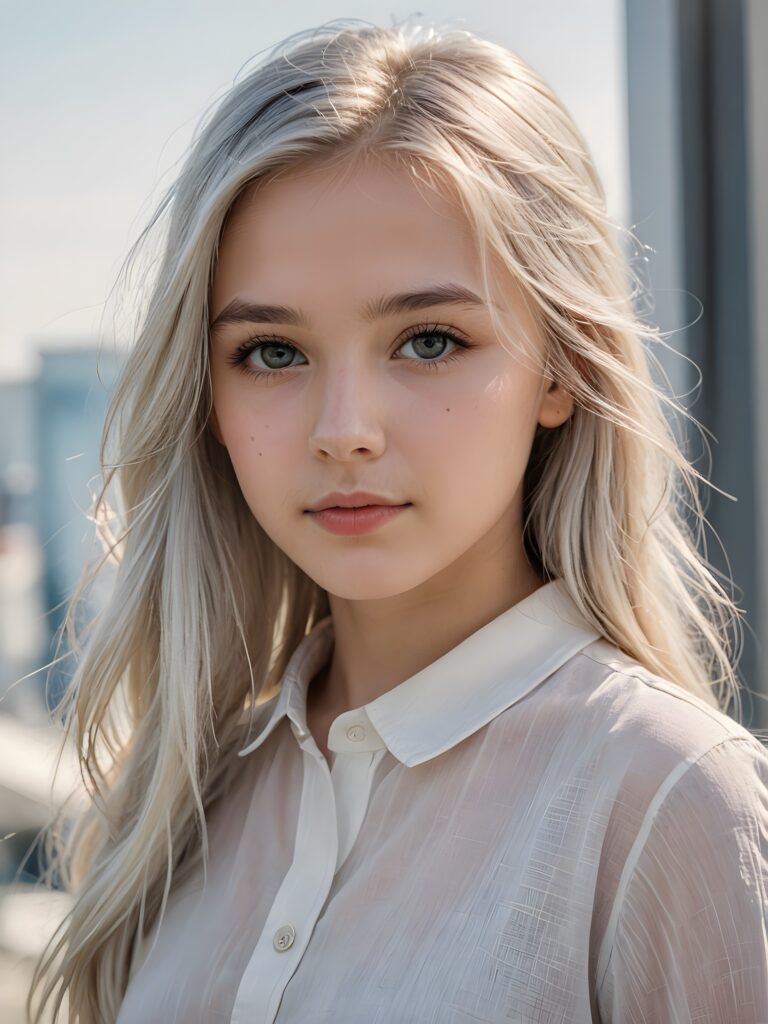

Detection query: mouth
xmin=304 ymin=503 xmax=412 ymax=536
xmin=305 ymin=491 xmax=411 ymax=512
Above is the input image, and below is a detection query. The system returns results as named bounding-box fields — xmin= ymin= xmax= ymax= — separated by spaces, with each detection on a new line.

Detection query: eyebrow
xmin=209 ymin=283 xmax=489 ymax=332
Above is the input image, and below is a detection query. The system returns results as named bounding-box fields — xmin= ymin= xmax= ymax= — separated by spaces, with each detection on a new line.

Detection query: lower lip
xmin=305 ymin=504 xmax=411 ymax=535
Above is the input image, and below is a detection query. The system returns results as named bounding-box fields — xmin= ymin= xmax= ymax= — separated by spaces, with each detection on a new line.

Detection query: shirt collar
xmin=237 ymin=578 xmax=601 ymax=767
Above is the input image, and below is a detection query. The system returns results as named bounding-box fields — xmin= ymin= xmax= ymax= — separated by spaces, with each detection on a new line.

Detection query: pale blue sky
xmin=0 ymin=0 xmax=627 ymax=380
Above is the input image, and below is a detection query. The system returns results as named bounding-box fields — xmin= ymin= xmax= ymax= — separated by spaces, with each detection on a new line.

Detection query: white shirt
xmin=117 ymin=578 xmax=768 ymax=1023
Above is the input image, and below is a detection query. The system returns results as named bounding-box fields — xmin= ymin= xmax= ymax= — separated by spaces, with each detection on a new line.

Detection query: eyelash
xmin=224 ymin=322 xmax=474 ymax=382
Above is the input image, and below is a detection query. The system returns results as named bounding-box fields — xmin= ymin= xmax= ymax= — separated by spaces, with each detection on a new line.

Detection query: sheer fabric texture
xmin=116 ymin=579 xmax=768 ymax=1023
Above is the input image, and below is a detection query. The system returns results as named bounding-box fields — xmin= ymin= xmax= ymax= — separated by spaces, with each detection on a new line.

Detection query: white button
xmin=346 ymin=724 xmax=366 ymax=742
xmin=291 ymin=722 xmax=308 ymax=740
xmin=273 ymin=924 xmax=296 ymax=952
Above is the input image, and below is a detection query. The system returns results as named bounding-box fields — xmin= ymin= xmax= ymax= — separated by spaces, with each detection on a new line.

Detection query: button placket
xmin=230 ymin=746 xmax=339 ymax=1024
xmin=331 ymin=747 xmax=388 ymax=874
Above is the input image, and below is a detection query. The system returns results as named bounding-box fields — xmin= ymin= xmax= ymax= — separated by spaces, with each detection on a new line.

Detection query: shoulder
xmin=559 ymin=637 xmax=768 ymax=833
xmin=568 ymin=636 xmax=759 ymax=761
xmin=524 ymin=636 xmax=767 ymax=843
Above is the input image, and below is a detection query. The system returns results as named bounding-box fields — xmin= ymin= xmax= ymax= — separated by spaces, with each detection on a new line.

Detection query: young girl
xmin=30 ymin=18 xmax=768 ymax=1024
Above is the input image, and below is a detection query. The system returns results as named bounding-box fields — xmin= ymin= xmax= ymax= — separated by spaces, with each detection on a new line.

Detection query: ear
xmin=536 ymin=342 xmax=587 ymax=429
xmin=537 ymin=377 xmax=575 ymax=429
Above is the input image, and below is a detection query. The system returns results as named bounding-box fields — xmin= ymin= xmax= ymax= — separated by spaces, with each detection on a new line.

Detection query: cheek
xmin=215 ymin=398 xmax=297 ymax=498
xmin=419 ymin=375 xmax=536 ymax=513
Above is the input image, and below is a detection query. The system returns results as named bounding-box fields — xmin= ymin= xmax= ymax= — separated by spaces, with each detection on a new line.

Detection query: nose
xmin=307 ymin=365 xmax=387 ymax=461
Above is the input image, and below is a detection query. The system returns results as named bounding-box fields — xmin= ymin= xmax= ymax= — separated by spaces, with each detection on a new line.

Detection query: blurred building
xmin=35 ymin=348 xmax=123 ymax=708
xmin=0 ymin=346 xmax=123 ymax=718
xmin=0 ymin=378 xmax=36 ymax=530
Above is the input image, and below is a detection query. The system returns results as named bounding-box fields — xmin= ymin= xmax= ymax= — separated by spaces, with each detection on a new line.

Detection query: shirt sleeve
xmin=596 ymin=734 xmax=768 ymax=1023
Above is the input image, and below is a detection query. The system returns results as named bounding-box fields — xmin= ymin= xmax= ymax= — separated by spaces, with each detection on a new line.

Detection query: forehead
xmin=215 ymin=157 xmax=478 ymax=279
xmin=228 ymin=153 xmax=467 ymax=230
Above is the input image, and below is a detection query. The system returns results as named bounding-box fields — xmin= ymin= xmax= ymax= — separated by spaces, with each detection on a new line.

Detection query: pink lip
xmin=306 ymin=504 xmax=411 ymax=535
xmin=308 ymin=490 xmax=403 ymax=511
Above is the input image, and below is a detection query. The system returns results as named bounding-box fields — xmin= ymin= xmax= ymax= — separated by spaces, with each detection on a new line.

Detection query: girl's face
xmin=209 ymin=156 xmax=571 ymax=601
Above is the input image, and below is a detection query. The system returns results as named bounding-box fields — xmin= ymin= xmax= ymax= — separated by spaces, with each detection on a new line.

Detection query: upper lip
xmin=306 ymin=491 xmax=408 ymax=511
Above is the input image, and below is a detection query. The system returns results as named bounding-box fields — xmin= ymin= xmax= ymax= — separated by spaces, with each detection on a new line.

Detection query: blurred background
xmin=1 ymin=0 xmax=766 ymax=1019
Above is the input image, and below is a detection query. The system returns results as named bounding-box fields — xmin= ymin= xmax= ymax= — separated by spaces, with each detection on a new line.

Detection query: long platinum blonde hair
xmin=28 ymin=17 xmax=762 ymax=1023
